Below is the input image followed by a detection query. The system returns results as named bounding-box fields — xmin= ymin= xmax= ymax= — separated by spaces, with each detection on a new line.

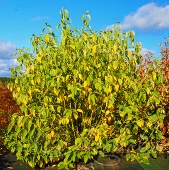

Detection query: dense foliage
xmin=4 ymin=9 xmax=166 ymax=169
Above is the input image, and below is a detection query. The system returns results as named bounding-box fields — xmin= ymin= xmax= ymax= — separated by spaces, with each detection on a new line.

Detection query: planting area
xmin=1 ymin=9 xmax=169 ymax=170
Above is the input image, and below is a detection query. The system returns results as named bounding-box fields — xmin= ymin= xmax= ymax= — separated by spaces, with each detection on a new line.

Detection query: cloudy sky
xmin=0 ymin=0 xmax=169 ymax=77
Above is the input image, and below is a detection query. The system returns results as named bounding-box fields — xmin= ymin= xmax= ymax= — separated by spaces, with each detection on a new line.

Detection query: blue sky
xmin=0 ymin=0 xmax=169 ymax=77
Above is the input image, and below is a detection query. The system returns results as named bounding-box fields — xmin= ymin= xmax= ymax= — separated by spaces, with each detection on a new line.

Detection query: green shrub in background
xmin=4 ymin=8 xmax=165 ymax=169
xmin=0 ymin=77 xmax=12 ymax=86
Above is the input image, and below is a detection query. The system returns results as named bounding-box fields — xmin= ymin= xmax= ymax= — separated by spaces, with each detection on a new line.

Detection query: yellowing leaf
xmin=83 ymin=81 xmax=88 ymax=88
xmin=82 ymin=90 xmax=87 ymax=96
xmin=97 ymin=63 xmax=101 ymax=68
xmin=128 ymin=50 xmax=133 ymax=57
xmin=108 ymin=103 xmax=114 ymax=109
xmin=105 ymin=110 xmax=110 ymax=116
xmin=26 ymin=67 xmax=30 ymax=74
xmin=34 ymin=89 xmax=40 ymax=92
xmin=30 ymin=65 xmax=34 ymax=71
xmin=108 ymin=86 xmax=112 ymax=93
xmin=63 ymin=118 xmax=69 ymax=124
xmin=147 ymin=122 xmax=152 ymax=128
xmin=88 ymin=88 xmax=92 ymax=92
xmin=137 ymin=119 xmax=144 ymax=128
xmin=107 ymin=116 xmax=112 ymax=123
xmin=69 ymin=44 xmax=76 ymax=50
xmin=146 ymin=88 xmax=150 ymax=95
xmin=44 ymin=34 xmax=50 ymax=42
xmin=17 ymin=87 xmax=20 ymax=92
xmin=79 ymin=74 xmax=83 ymax=80
xmin=28 ymin=89 xmax=31 ymax=95
xmin=113 ymin=45 xmax=117 ymax=52
xmin=53 ymin=87 xmax=58 ymax=95
xmin=92 ymin=45 xmax=97 ymax=54
xmin=95 ymin=133 xmax=99 ymax=142
xmin=28 ymin=161 xmax=34 ymax=168
xmin=105 ymin=76 xmax=108 ymax=81
xmin=152 ymin=72 xmax=156 ymax=81
xmin=31 ymin=79 xmax=34 ymax=85
xmin=114 ymin=84 xmax=119 ymax=92
xmin=109 ymin=76 xmax=113 ymax=83
xmin=113 ymin=61 xmax=118 ymax=70
xmin=84 ymin=34 xmax=87 ymax=41
xmin=28 ymin=89 xmax=32 ymax=98
xmin=23 ymin=98 xmax=27 ymax=105
xmin=46 ymin=133 xmax=51 ymax=140
xmin=92 ymin=34 xmax=95 ymax=42
xmin=77 ymin=109 xmax=83 ymax=113
xmin=36 ymin=57 xmax=41 ymax=63
xmin=51 ymin=130 xmax=55 ymax=137
xmin=114 ymin=137 xmax=120 ymax=143
xmin=113 ymin=76 xmax=117 ymax=82
xmin=59 ymin=94 xmax=65 ymax=102
xmin=74 ymin=114 xmax=78 ymax=120
xmin=37 ymin=77 xmax=41 ymax=84
xmin=118 ymin=79 xmax=122 ymax=86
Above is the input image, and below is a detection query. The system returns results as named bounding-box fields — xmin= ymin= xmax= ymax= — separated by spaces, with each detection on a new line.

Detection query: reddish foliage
xmin=0 ymin=84 xmax=21 ymax=129
xmin=159 ymin=42 xmax=169 ymax=136
xmin=138 ymin=41 xmax=169 ymax=137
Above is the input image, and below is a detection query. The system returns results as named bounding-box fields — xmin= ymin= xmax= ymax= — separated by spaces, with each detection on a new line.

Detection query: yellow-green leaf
xmin=31 ymin=79 xmax=34 ymax=85
xmin=152 ymin=72 xmax=156 ymax=81
xmin=84 ymin=81 xmax=88 ymax=88
xmin=77 ymin=109 xmax=83 ymax=113
xmin=44 ymin=34 xmax=50 ymax=42
xmin=84 ymin=34 xmax=87 ymax=41
xmin=69 ymin=44 xmax=76 ymax=50
xmin=146 ymin=88 xmax=150 ymax=95
xmin=74 ymin=114 xmax=78 ymax=120
xmin=128 ymin=50 xmax=133 ymax=57
xmin=137 ymin=119 xmax=144 ymax=128
xmin=118 ymin=79 xmax=122 ymax=86
xmin=36 ymin=57 xmax=41 ymax=63
xmin=17 ymin=87 xmax=20 ymax=92
xmin=30 ymin=65 xmax=34 ymax=71
xmin=113 ymin=45 xmax=117 ymax=52
xmin=92 ymin=45 xmax=97 ymax=54
xmin=113 ymin=61 xmax=118 ymax=70
xmin=51 ymin=130 xmax=55 ymax=137
xmin=95 ymin=133 xmax=99 ymax=142
xmin=78 ymin=74 xmax=83 ymax=80
xmin=105 ymin=110 xmax=110 ymax=116
xmin=114 ymin=84 xmax=119 ymax=92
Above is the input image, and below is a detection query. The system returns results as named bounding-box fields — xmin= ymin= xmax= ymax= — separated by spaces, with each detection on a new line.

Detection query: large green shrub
xmin=4 ymin=9 xmax=165 ymax=169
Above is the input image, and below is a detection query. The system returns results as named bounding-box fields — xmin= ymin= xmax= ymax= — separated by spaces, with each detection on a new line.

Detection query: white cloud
xmin=122 ymin=3 xmax=169 ymax=30
xmin=31 ymin=16 xmax=50 ymax=21
xmin=0 ymin=41 xmax=17 ymax=77
xmin=0 ymin=41 xmax=16 ymax=60
xmin=0 ymin=59 xmax=17 ymax=77
xmin=107 ymin=3 xmax=169 ymax=31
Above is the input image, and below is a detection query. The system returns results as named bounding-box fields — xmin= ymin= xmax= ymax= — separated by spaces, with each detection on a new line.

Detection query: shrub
xmin=158 ymin=37 xmax=169 ymax=136
xmin=4 ymin=9 xmax=165 ymax=169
